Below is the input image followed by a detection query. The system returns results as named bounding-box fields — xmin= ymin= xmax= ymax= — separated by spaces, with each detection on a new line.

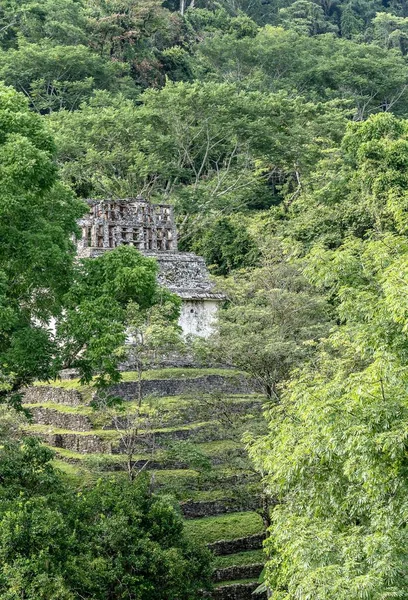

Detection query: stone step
xmin=24 ymin=375 xmax=256 ymax=408
xmin=107 ymin=398 xmax=262 ymax=430
xmin=28 ymin=407 xmax=93 ymax=431
xmin=29 ymin=421 xmax=227 ymax=454
xmin=31 ymin=431 xmax=113 ymax=454
xmin=57 ymin=454 xmax=186 ymax=472
xmin=24 ymin=397 xmax=262 ymax=434
xmin=211 ymin=581 xmax=266 ymax=600
xmin=213 ymin=564 xmax=263 ymax=583
xmin=181 ymin=497 xmax=261 ymax=519
xmin=102 ymin=374 xmax=255 ymax=402
xmin=208 ymin=533 xmax=265 ymax=556
xmin=24 ymin=386 xmax=83 ymax=407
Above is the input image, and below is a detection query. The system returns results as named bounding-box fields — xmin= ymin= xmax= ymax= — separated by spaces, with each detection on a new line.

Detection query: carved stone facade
xmin=77 ymin=197 xmax=177 ymax=254
xmin=77 ymin=198 xmax=224 ymax=336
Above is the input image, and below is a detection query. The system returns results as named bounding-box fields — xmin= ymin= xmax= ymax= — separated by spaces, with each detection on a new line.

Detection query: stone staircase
xmin=23 ymin=368 xmax=267 ymax=599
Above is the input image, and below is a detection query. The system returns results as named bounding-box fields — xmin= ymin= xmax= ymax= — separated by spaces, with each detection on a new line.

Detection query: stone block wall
xmin=29 ymin=407 xmax=92 ymax=431
xmin=213 ymin=564 xmax=264 ymax=583
xmin=106 ymin=375 xmax=255 ymax=402
xmin=208 ymin=533 xmax=265 ymax=556
xmin=181 ymin=497 xmax=261 ymax=519
xmin=211 ymin=582 xmax=266 ymax=600
xmin=24 ymin=386 xmax=83 ymax=406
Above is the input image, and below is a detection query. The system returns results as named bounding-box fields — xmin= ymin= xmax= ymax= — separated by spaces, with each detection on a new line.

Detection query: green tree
xmin=0 ymin=0 xmax=88 ymax=49
xmin=207 ymin=241 xmax=331 ymax=399
xmin=278 ymin=0 xmax=337 ymax=35
xmin=0 ymin=438 xmax=212 ymax=599
xmin=372 ymin=11 xmax=408 ymax=54
xmin=86 ymin=0 xmax=187 ymax=87
xmin=0 ymin=39 xmax=135 ymax=113
xmin=49 ymin=82 xmax=346 ymax=263
xmin=196 ymin=26 xmax=408 ymax=118
xmin=0 ymin=83 xmax=84 ymax=406
xmin=249 ymin=112 xmax=408 ymax=599
xmin=56 ymin=245 xmax=178 ymax=388
xmin=191 ymin=214 xmax=260 ymax=275
xmin=0 ymin=85 xmax=176 ymax=406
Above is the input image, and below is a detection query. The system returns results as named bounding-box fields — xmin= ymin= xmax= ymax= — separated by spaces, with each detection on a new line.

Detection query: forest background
xmin=3 ymin=0 xmax=408 ymax=598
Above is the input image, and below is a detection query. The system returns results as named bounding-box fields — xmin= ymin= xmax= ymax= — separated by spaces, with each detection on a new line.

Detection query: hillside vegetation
xmin=3 ymin=0 xmax=408 ymax=599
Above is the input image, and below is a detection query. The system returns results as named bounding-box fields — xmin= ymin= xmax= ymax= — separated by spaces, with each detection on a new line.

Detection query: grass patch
xmin=34 ymin=368 xmax=244 ymax=391
xmin=52 ymin=458 xmax=82 ymax=476
xmin=213 ymin=549 xmax=265 ymax=569
xmin=184 ymin=511 xmax=264 ymax=545
xmin=214 ymin=578 xmax=259 ymax=588
xmin=123 ymin=368 xmax=243 ymax=381
xmin=23 ymin=402 xmax=94 ymax=415
xmin=153 ymin=469 xmax=200 ymax=485
xmin=196 ymin=440 xmax=242 ymax=456
xmin=23 ymin=424 xmax=119 ymax=440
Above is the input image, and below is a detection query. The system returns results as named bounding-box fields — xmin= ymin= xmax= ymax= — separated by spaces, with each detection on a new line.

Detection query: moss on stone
xmin=34 ymin=367 xmax=244 ymax=390
xmin=213 ymin=549 xmax=265 ymax=569
xmin=184 ymin=511 xmax=263 ymax=545
xmin=214 ymin=578 xmax=259 ymax=588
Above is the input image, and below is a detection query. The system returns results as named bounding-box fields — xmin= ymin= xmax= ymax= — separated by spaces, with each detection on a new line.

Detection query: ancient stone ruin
xmin=77 ymin=197 xmax=224 ymax=336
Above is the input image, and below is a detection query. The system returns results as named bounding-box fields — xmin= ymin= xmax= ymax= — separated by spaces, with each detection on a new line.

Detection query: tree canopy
xmin=5 ymin=0 xmax=408 ymax=597
xmin=249 ymin=113 xmax=408 ymax=599
xmin=0 ymin=437 xmax=212 ymax=599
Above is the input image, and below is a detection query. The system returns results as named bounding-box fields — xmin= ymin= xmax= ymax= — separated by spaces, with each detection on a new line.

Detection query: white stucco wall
xmin=179 ymin=299 xmax=219 ymax=337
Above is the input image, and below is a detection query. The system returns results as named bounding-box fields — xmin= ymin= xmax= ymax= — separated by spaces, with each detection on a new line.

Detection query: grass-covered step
xmin=213 ymin=550 xmax=265 ymax=570
xmin=24 ymin=386 xmax=85 ymax=407
xmin=32 ymin=368 xmax=253 ymax=404
xmin=121 ymin=395 xmax=263 ymax=429
xmin=208 ymin=533 xmax=265 ymax=556
xmin=24 ymin=425 xmax=119 ymax=453
xmin=52 ymin=447 xmax=194 ymax=473
xmin=25 ymin=376 xmax=254 ymax=407
xmin=212 ymin=580 xmax=266 ymax=600
xmin=105 ymin=374 xmax=254 ymax=402
xmin=26 ymin=405 xmax=93 ymax=431
xmin=24 ymin=395 xmax=263 ymax=441
xmin=184 ymin=512 xmax=264 ymax=546
xmin=153 ymin=468 xmax=260 ymax=498
xmin=42 ymin=368 xmax=243 ymax=389
xmin=213 ymin=564 xmax=263 ymax=583
xmin=25 ymin=419 xmax=226 ymax=452
xmin=181 ymin=495 xmax=261 ymax=519
xmin=121 ymin=368 xmax=243 ymax=381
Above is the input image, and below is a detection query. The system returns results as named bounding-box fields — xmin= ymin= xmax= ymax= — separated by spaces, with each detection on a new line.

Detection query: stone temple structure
xmin=77 ymin=197 xmax=225 ymax=337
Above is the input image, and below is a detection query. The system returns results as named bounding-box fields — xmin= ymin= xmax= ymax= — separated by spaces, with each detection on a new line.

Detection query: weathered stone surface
xmin=76 ymin=198 xmax=225 ymax=337
xmin=31 ymin=422 xmax=215 ymax=454
xmin=147 ymin=423 xmax=210 ymax=443
xmin=29 ymin=407 xmax=92 ymax=431
xmin=181 ymin=497 xmax=261 ymax=519
xmin=77 ymin=198 xmax=178 ymax=255
xmin=105 ymin=375 xmax=254 ymax=402
xmin=24 ymin=386 xmax=83 ymax=406
xmin=32 ymin=432 xmax=113 ymax=454
xmin=158 ymin=399 xmax=262 ymax=428
xmin=59 ymin=369 xmax=80 ymax=380
xmin=208 ymin=534 xmax=265 ymax=556
xmin=211 ymin=582 xmax=266 ymax=600
xmin=25 ymin=375 xmax=255 ymax=411
xmin=213 ymin=564 xmax=264 ymax=583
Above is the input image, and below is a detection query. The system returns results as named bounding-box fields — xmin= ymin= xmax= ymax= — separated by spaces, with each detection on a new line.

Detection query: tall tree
xmin=207 ymin=241 xmax=331 ymax=399
xmin=0 ymin=84 xmax=179 ymax=406
xmin=0 ymin=438 xmax=212 ymax=599
xmin=0 ymin=83 xmax=84 ymax=405
xmin=249 ymin=112 xmax=408 ymax=599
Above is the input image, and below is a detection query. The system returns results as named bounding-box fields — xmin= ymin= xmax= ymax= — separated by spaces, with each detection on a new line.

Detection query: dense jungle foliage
xmin=3 ymin=0 xmax=408 ymax=598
